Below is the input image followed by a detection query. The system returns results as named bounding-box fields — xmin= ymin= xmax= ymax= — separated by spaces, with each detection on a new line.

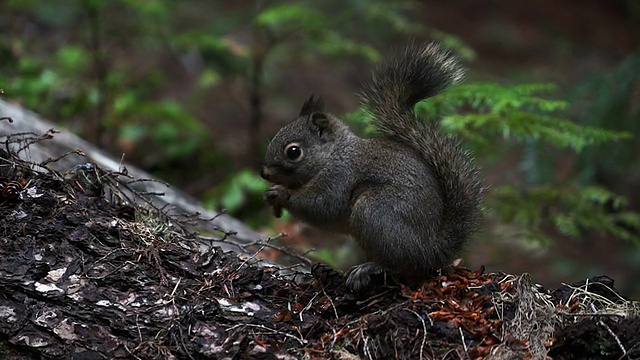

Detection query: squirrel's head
xmin=261 ymin=95 xmax=352 ymax=188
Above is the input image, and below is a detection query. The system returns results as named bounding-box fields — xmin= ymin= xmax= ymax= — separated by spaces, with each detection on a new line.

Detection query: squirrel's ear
xmin=299 ymin=95 xmax=325 ymax=117
xmin=309 ymin=112 xmax=332 ymax=138
xmin=310 ymin=112 xmax=329 ymax=128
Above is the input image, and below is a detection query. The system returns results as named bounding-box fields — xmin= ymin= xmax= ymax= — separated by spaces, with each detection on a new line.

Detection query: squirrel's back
xmin=360 ymin=43 xmax=483 ymax=261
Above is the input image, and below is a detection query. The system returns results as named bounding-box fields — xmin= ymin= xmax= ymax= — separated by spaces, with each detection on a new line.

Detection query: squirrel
xmin=260 ymin=42 xmax=483 ymax=293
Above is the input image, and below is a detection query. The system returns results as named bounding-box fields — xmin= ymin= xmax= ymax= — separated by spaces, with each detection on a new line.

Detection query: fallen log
xmin=0 ymin=100 xmax=638 ymax=359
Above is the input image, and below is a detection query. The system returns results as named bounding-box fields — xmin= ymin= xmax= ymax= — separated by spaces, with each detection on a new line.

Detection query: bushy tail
xmin=360 ymin=42 xmax=483 ymax=252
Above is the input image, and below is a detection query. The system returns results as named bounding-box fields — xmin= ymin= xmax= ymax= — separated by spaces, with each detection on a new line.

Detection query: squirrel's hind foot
xmin=345 ymin=262 xmax=387 ymax=294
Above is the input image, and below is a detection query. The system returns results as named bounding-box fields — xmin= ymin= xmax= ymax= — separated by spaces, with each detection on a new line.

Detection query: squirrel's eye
xmin=284 ymin=143 xmax=303 ymax=161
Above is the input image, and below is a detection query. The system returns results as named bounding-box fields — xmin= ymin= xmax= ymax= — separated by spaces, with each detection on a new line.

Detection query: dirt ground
xmin=0 ymin=131 xmax=638 ymax=359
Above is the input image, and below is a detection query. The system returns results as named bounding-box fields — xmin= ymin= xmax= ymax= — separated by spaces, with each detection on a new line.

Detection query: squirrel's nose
xmin=260 ymin=166 xmax=272 ymax=180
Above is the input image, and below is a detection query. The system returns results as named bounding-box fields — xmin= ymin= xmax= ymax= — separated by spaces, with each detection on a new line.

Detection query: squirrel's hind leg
xmin=348 ymin=190 xmax=435 ymax=292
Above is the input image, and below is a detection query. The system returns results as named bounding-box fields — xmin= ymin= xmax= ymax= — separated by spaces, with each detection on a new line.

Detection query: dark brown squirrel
xmin=260 ymin=43 xmax=483 ymax=293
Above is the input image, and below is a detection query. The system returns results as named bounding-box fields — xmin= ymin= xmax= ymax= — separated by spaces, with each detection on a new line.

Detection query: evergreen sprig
xmin=488 ymin=184 xmax=640 ymax=244
xmin=416 ymin=83 xmax=631 ymax=152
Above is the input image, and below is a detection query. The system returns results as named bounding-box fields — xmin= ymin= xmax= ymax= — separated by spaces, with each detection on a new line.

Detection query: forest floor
xmin=0 ymin=132 xmax=639 ymax=359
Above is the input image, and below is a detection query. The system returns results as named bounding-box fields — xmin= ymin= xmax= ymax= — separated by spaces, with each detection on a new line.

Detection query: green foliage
xmin=116 ymin=99 xmax=206 ymax=159
xmin=431 ymin=82 xmax=638 ymax=244
xmin=170 ymin=31 xmax=246 ymax=79
xmin=256 ymin=4 xmax=326 ymax=34
xmin=203 ymin=169 xmax=276 ymax=228
xmin=253 ymin=3 xmax=382 ymax=62
xmin=7 ymin=45 xmax=93 ymax=118
xmin=416 ymin=83 xmax=630 ymax=152
xmin=427 ymin=81 xmax=638 ymax=244
xmin=206 ymin=170 xmax=268 ymax=214
xmin=244 ymin=0 xmax=430 ymax=68
xmin=489 ymin=185 xmax=640 ymax=244
xmin=311 ymin=247 xmax=352 ymax=268
xmin=0 ymin=0 xmax=226 ymax=181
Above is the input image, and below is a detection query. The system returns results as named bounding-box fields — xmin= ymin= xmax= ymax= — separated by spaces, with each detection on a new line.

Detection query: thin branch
xmin=41 ymin=149 xmax=86 ymax=166
xmin=408 ymin=309 xmax=428 ymax=360
xmin=225 ymin=323 xmax=306 ymax=345
xmin=591 ymin=303 xmax=627 ymax=357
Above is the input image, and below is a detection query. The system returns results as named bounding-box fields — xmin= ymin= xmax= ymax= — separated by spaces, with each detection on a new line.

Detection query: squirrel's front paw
xmin=264 ymin=185 xmax=290 ymax=218
xmin=345 ymin=262 xmax=386 ymax=294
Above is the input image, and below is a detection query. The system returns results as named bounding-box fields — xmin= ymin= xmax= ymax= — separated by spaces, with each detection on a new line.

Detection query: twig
xmin=329 ymin=326 xmax=338 ymax=349
xmin=176 ymin=325 xmax=196 ymax=360
xmin=458 ymin=327 xmax=469 ymax=359
xmin=322 ymin=288 xmax=339 ymax=320
xmin=234 ymin=234 xmax=286 ymax=272
xmin=619 ymin=342 xmax=639 ymax=360
xmin=299 ymin=291 xmax=320 ymax=322
xmin=136 ymin=314 xmax=143 ymax=342
xmin=591 ymin=303 xmax=627 ymax=356
xmin=198 ymin=209 xmax=226 ymax=222
xmin=41 ymin=149 xmax=86 ymax=165
xmin=361 ymin=326 xmax=373 ymax=360
xmin=170 ymin=277 xmax=182 ymax=297
xmin=16 ymin=129 xmax=58 ymax=154
xmin=126 ymin=178 xmax=171 ymax=187
xmin=138 ymin=191 xmax=166 ymax=196
xmin=105 ymin=168 xmax=134 ymax=180
xmin=243 ymin=237 xmax=314 ymax=266
xmin=123 ymin=344 xmax=144 ymax=360
xmin=225 ymin=323 xmax=306 ymax=345
xmin=356 ymin=289 xmax=394 ymax=307
xmin=557 ymin=311 xmax=625 ymax=318
xmin=408 ymin=309 xmax=428 ymax=360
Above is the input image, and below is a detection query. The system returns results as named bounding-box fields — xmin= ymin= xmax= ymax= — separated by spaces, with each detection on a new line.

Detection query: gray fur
xmin=261 ymin=42 xmax=483 ymax=293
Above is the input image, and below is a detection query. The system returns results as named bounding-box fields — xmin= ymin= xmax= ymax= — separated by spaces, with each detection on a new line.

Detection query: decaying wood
xmin=0 ymin=99 xmax=263 ymax=252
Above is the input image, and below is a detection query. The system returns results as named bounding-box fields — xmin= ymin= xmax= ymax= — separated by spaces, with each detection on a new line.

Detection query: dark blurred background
xmin=1 ymin=0 xmax=639 ymax=296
